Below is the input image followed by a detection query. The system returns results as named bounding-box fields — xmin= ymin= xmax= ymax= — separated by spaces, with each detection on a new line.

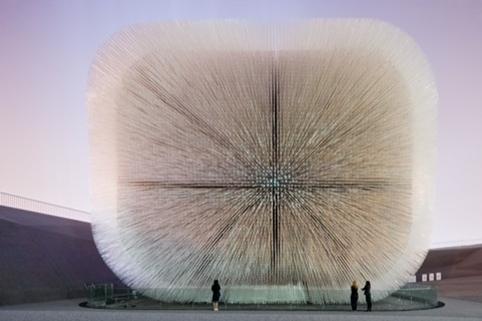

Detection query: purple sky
xmin=1 ymin=0 xmax=481 ymax=248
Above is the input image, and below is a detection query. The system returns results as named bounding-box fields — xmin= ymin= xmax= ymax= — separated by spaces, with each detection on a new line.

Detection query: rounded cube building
xmin=87 ymin=19 xmax=437 ymax=304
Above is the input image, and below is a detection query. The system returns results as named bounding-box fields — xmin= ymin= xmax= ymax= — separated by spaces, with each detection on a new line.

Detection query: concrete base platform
xmin=84 ymin=291 xmax=439 ymax=311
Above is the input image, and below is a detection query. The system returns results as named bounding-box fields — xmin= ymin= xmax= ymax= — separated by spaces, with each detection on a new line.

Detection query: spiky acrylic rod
xmin=88 ymin=19 xmax=437 ymax=304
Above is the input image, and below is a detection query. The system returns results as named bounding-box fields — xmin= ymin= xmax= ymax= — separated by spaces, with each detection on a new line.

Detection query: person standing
xmin=211 ymin=279 xmax=221 ymax=311
xmin=362 ymin=280 xmax=372 ymax=311
xmin=350 ymin=281 xmax=359 ymax=311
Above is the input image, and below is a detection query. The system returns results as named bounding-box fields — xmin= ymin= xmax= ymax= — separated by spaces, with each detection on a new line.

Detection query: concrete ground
xmin=1 ymin=296 xmax=482 ymax=321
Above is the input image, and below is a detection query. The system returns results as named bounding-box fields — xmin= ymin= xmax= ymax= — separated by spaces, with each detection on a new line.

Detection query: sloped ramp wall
xmin=0 ymin=206 xmax=122 ymax=306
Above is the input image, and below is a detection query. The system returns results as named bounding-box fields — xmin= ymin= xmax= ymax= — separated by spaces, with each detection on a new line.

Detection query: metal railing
xmin=0 ymin=191 xmax=91 ymax=222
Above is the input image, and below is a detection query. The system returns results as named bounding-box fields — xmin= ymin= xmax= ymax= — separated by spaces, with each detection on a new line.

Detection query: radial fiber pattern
xmin=88 ymin=19 xmax=437 ymax=304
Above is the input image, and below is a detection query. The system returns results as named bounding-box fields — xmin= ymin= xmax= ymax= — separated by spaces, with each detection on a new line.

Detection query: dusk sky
xmin=1 ymin=0 xmax=481 ymax=248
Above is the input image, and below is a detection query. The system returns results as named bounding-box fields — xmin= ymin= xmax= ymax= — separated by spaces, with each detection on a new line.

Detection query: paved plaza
xmin=1 ymin=296 xmax=482 ymax=321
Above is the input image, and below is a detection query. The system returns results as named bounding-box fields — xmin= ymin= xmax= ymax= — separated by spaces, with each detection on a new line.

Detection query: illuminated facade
xmin=88 ymin=19 xmax=437 ymax=304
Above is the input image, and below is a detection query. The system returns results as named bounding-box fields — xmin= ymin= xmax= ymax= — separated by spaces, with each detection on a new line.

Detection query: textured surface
xmin=88 ymin=19 xmax=437 ymax=304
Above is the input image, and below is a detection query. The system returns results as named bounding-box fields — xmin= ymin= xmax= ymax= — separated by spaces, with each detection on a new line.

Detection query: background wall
xmin=0 ymin=0 xmax=481 ymax=248
xmin=0 ymin=206 xmax=122 ymax=305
